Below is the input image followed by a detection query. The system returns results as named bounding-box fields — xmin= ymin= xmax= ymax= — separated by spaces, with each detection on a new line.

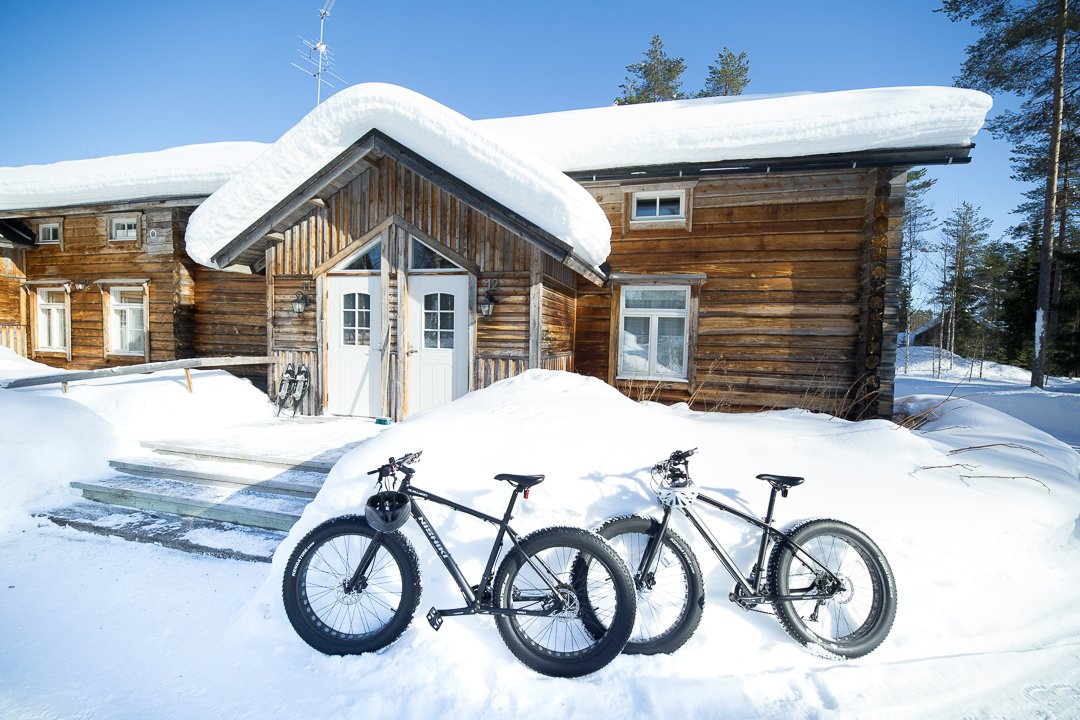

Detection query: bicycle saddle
xmin=495 ymin=473 xmax=545 ymax=489
xmin=756 ymin=474 xmax=804 ymax=489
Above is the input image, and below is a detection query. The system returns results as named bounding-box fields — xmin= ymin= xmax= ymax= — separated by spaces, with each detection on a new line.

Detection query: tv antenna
xmin=292 ymin=0 xmax=346 ymax=106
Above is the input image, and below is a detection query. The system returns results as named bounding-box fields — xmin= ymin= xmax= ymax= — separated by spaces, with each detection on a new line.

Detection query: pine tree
xmin=615 ymin=35 xmax=687 ymax=105
xmin=941 ymin=0 xmax=1078 ymax=386
xmin=899 ymin=169 xmax=937 ymax=372
xmin=931 ymin=202 xmax=993 ymax=369
xmin=697 ymin=47 xmax=750 ymax=97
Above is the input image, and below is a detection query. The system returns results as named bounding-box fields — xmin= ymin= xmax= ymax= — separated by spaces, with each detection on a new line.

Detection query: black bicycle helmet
xmin=365 ymin=491 xmax=410 ymax=532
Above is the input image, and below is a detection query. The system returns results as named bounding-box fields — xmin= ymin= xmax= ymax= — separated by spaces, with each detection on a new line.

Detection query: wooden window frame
xmin=616 ymin=284 xmax=691 ymax=383
xmin=108 ymin=215 xmax=140 ymax=243
xmin=32 ymin=286 xmax=71 ymax=359
xmin=36 ymin=221 xmax=63 ymax=246
xmin=101 ymin=282 xmax=149 ymax=358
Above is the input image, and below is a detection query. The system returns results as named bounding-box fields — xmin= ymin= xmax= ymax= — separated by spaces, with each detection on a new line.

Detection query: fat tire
xmin=282 ymin=514 xmax=421 ymax=655
xmin=766 ymin=518 xmax=896 ymax=659
xmin=493 ymin=527 xmax=636 ymax=677
xmin=590 ymin=515 xmax=705 ymax=655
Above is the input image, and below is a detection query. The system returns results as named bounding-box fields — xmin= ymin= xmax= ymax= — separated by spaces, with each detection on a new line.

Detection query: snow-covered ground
xmin=2 ymin=347 xmax=1079 ymax=719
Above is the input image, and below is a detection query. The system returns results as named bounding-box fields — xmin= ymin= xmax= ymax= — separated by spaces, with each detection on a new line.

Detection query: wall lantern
xmin=72 ymin=280 xmax=90 ymax=291
xmin=292 ymin=291 xmax=309 ymax=315
xmin=478 ymin=279 xmax=499 ymax=317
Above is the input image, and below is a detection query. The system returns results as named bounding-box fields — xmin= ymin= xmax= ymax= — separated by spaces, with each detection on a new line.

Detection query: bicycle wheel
xmin=766 ymin=518 xmax=896 ymax=659
xmin=282 ymin=515 xmax=421 ymax=655
xmin=493 ymin=527 xmax=636 ymax=677
xmin=590 ymin=515 xmax=705 ymax=655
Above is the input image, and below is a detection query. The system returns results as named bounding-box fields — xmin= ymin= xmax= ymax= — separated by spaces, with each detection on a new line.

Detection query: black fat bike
xmin=588 ymin=448 xmax=897 ymax=659
xmin=282 ymin=452 xmax=637 ymax=677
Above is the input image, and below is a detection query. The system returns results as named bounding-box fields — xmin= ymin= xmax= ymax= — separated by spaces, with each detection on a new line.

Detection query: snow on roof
xmin=185 ymin=84 xmax=613 ymax=270
xmin=478 ymin=87 xmax=992 ymax=173
xmin=0 ymin=142 xmax=268 ymax=212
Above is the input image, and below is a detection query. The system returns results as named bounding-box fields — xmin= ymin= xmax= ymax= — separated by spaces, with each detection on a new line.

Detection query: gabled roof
xmin=185 ymin=84 xmax=613 ymax=274
xmin=0 ymin=218 xmax=34 ymax=248
xmin=0 ymin=143 xmax=267 ymax=215
xmin=478 ymin=86 xmax=992 ymax=176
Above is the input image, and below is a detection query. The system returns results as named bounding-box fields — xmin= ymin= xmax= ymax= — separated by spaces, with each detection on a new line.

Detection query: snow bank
xmin=0 ymin=347 xmax=275 ymax=534
xmin=897 ymin=346 xmax=1080 ymax=446
xmin=480 ymin=86 xmax=992 ymax=172
xmin=239 ymin=369 xmax=1080 ymax=714
xmin=185 ymin=83 xmax=612 ymax=270
xmin=0 ymin=142 xmax=267 ymax=211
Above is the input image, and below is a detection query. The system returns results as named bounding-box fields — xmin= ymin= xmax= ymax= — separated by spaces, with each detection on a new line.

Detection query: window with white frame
xmin=631 ymin=191 xmax=685 ymax=222
xmin=37 ymin=223 xmax=61 ymax=245
xmin=409 ymin=237 xmax=458 ymax=271
xmin=618 ymin=285 xmax=690 ymax=380
xmin=35 ymin=287 xmax=69 ymax=352
xmin=108 ymin=286 xmax=146 ymax=355
xmin=109 ymin=216 xmax=139 ymax=242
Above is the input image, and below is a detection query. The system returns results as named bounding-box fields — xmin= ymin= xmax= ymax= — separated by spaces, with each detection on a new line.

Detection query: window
xmin=108 ymin=286 xmax=146 ymax=355
xmin=618 ymin=286 xmax=690 ymax=380
xmin=342 ymin=292 xmax=371 ymax=346
xmin=35 ymin=288 xmax=69 ymax=352
xmin=109 ymin=216 xmax=139 ymax=242
xmin=631 ymin=191 xmax=685 ymax=222
xmin=37 ymin=223 xmax=61 ymax=245
xmin=409 ymin=237 xmax=457 ymax=271
xmin=423 ymin=293 xmax=455 ymax=349
xmin=342 ymin=242 xmax=382 ymax=271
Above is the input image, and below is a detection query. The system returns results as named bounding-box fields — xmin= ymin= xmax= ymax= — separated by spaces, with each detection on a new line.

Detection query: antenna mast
xmin=292 ymin=0 xmax=345 ymax=106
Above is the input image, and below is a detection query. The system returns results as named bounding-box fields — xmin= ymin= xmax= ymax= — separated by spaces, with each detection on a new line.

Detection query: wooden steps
xmin=58 ymin=441 xmax=335 ymax=557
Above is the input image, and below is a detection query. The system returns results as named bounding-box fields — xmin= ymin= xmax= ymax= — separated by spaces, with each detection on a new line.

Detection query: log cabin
xmin=0 ymin=83 xmax=991 ymax=420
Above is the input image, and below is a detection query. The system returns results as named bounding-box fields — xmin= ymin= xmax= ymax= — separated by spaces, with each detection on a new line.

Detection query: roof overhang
xmin=0 ymin=195 xmax=209 ymax=220
xmin=568 ymin=144 xmax=974 ymax=183
xmin=210 ymin=129 xmax=606 ymax=284
xmin=0 ymin=218 xmax=36 ymax=248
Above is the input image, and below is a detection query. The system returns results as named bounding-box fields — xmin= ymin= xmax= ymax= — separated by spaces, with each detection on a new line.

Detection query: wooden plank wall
xmin=578 ymin=168 xmax=890 ymax=417
xmin=23 ymin=211 xmax=185 ymax=370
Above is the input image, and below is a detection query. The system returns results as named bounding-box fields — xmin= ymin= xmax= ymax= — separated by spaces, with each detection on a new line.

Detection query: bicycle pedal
xmin=426 ymin=607 xmax=443 ymax=631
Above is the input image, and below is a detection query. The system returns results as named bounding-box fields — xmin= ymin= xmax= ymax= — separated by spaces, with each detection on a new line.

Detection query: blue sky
xmin=0 ymin=0 xmax=1024 ymax=238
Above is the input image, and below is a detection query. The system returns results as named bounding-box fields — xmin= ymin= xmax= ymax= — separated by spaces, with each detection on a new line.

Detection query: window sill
xmin=616 ymin=374 xmax=689 ymax=384
xmin=106 ymin=352 xmax=146 ymax=359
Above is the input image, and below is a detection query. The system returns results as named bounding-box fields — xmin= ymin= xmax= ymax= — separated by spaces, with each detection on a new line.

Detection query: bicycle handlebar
xmin=366 ymin=451 xmax=423 ymax=478
xmin=652 ymin=448 xmax=697 ymax=481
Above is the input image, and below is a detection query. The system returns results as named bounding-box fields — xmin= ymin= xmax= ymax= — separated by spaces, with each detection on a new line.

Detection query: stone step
xmin=110 ymin=454 xmax=327 ymax=499
xmin=138 ymin=440 xmax=336 ymax=473
xmin=43 ymin=501 xmax=286 ymax=562
xmin=71 ymin=474 xmax=310 ymax=532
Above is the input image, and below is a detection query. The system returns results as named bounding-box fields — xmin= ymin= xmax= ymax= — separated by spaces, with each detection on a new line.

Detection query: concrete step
xmin=72 ymin=474 xmax=310 ymax=532
xmin=43 ymin=501 xmax=286 ymax=562
xmin=109 ymin=453 xmax=327 ymax=499
xmin=138 ymin=440 xmax=336 ymax=473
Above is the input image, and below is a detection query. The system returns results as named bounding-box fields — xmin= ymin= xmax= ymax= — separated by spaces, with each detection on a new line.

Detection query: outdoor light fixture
xmin=478 ymin=279 xmax=498 ymax=317
xmin=72 ymin=280 xmax=90 ymax=291
xmin=292 ymin=291 xmax=309 ymax=315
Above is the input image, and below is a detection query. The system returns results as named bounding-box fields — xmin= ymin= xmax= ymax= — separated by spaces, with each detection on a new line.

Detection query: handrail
xmin=1 ymin=355 xmax=275 ymax=390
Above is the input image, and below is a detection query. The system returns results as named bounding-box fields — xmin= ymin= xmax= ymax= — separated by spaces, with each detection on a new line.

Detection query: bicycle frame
xmin=347 ymin=468 xmax=567 ymax=621
xmin=643 ymin=490 xmax=843 ymax=606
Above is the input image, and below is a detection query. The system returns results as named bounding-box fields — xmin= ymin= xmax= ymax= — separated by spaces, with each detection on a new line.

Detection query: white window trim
xmin=617 ymin=284 xmax=691 ymax=382
xmin=105 ymin=285 xmax=148 ymax=356
xmin=629 ymin=190 xmax=686 ymax=224
xmin=37 ymin=222 xmax=62 ymax=245
xmin=108 ymin=215 xmax=140 ymax=242
xmin=408 ymin=236 xmax=463 ymax=274
xmin=34 ymin=286 xmax=71 ymax=356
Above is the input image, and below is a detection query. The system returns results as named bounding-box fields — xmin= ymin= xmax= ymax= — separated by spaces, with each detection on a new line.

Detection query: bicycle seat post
xmin=763 ymin=484 xmax=781 ymax=527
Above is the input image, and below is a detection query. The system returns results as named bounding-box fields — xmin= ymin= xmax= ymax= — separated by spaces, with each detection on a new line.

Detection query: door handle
xmin=407 ymin=349 xmax=418 ymax=355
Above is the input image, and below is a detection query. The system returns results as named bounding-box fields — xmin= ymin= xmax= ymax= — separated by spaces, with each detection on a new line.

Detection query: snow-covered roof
xmin=185 ymin=84 xmax=613 ymax=270
xmin=479 ymin=87 xmax=992 ymax=173
xmin=0 ymin=142 xmax=267 ymax=212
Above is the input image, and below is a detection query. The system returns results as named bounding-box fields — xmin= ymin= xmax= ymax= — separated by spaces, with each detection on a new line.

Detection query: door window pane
xmin=342 ymin=292 xmax=371 ymax=346
xmin=422 ymin=293 xmax=454 ymax=349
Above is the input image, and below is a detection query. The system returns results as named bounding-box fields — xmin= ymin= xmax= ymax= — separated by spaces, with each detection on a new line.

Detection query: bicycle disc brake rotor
xmin=334 ymin=577 xmax=365 ymax=606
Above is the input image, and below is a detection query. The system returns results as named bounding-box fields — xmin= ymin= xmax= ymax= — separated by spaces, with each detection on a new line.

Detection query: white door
xmin=327 ymin=275 xmax=382 ymax=416
xmin=407 ymin=274 xmax=468 ymax=413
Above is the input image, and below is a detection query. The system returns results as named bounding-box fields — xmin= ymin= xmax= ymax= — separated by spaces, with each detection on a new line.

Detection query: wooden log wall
xmin=192 ymin=265 xmax=268 ymax=388
xmin=577 ymin=168 xmax=895 ymax=417
xmin=1 ymin=250 xmax=26 ymax=355
xmin=267 ymin=154 xmax=577 ymax=414
xmin=22 ymin=210 xmax=189 ymax=370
